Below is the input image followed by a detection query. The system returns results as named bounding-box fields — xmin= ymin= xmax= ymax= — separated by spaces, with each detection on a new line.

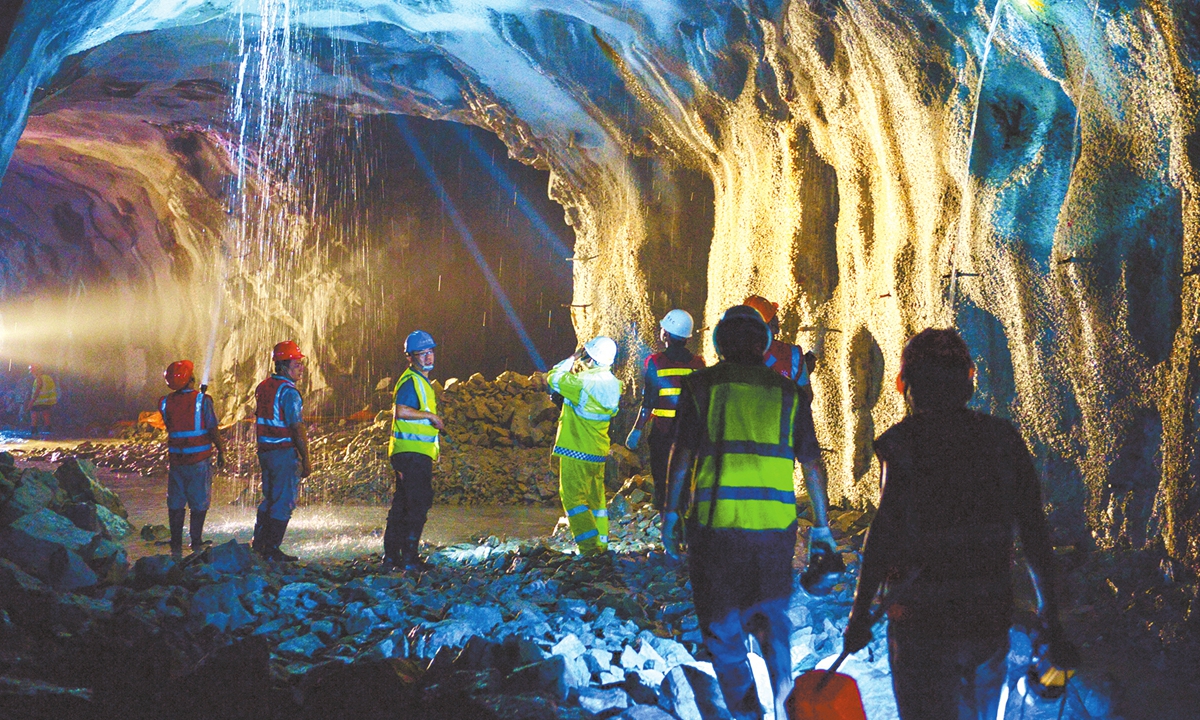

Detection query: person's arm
xmin=843 ymin=461 xmax=899 ymax=652
xmin=793 ymin=387 xmax=831 ymax=545
xmin=394 ymin=376 xmax=444 ymax=429
xmin=24 ymin=377 xmax=38 ymax=411
xmin=546 ymin=352 xmax=586 ymax=405
xmin=281 ymin=387 xmax=311 ymax=477
xmin=394 ymin=404 xmax=444 ymax=429
xmin=290 ymin=422 xmax=311 ymax=477
xmin=627 ymin=361 xmax=657 ymax=447
xmin=802 ymin=461 xmax=831 ymax=539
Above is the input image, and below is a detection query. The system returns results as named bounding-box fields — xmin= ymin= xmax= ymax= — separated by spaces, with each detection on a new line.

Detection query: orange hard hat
xmin=743 ymin=295 xmax=778 ymax=324
xmin=164 ymin=360 xmax=194 ymax=390
xmin=272 ymin=340 xmax=305 ymax=362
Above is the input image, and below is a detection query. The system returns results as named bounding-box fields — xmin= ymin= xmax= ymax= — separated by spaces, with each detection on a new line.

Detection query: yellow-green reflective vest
xmin=31 ymin=375 xmax=58 ymax=406
xmin=389 ymin=368 xmax=440 ymax=460
xmin=685 ymin=363 xmax=799 ymax=531
xmin=546 ymin=357 xmax=622 ymax=463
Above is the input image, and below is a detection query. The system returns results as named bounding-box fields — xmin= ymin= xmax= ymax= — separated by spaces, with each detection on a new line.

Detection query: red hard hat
xmin=743 ymin=295 xmax=779 ymax=324
xmin=28 ymin=364 xmax=41 ymax=375
xmin=272 ymin=340 xmax=305 ymax=362
xmin=164 ymin=360 xmax=194 ymax=390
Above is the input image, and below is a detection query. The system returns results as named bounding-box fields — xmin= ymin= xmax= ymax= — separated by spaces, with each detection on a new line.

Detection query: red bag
xmin=786 ymin=666 xmax=868 ymax=720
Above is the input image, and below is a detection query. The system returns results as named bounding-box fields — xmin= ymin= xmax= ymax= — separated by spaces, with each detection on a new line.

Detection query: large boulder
xmin=0 ymin=509 xmax=98 ymax=590
xmin=191 ymin=579 xmax=255 ymax=632
xmin=61 ymin=502 xmax=131 ymax=539
xmin=0 ymin=469 xmax=62 ymax=525
xmin=54 ymin=458 xmax=127 ymax=519
xmin=0 ymin=557 xmax=56 ymax=626
xmin=661 ymin=664 xmax=732 ymax=720
xmin=79 ymin=535 xmax=129 ymax=583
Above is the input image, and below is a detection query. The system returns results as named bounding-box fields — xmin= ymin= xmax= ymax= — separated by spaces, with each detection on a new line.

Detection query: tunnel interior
xmin=0 ymin=107 xmax=579 ymax=427
xmin=0 ymin=1 xmax=1197 ymax=717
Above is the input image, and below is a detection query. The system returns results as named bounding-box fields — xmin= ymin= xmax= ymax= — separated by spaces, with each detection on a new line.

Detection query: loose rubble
xmin=11 ymin=371 xmax=646 ymax=508
xmin=0 ymin=375 xmax=1194 ymax=717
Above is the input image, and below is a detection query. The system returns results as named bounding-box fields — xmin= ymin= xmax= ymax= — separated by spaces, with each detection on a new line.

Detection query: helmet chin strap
xmin=420 ymin=363 xmax=434 ymax=373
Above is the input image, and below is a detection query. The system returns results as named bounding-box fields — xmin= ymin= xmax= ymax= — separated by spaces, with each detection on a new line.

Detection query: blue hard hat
xmin=404 ymin=330 xmax=436 ymax=354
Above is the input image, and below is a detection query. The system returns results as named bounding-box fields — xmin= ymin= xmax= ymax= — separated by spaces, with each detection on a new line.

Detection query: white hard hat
xmin=660 ymin=309 xmax=694 ymax=338
xmin=583 ymin=336 xmax=618 ymax=366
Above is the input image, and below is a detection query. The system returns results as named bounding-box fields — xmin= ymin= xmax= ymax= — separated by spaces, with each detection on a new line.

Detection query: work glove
xmin=808 ymin=525 xmax=835 ymax=561
xmin=842 ymin=612 xmax=874 ymax=655
xmin=625 ymin=427 xmax=642 ymax=450
xmin=661 ymin=511 xmax=681 ymax=558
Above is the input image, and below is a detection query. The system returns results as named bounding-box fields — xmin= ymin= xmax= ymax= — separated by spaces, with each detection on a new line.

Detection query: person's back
xmin=843 ymin=328 xmax=1071 ymax=720
xmin=872 ymin=407 xmax=1045 ymax=638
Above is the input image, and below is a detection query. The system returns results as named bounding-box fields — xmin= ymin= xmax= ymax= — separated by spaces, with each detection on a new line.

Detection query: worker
xmin=662 ymin=305 xmax=831 ymax=720
xmin=625 ymin=309 xmax=705 ymax=513
xmin=743 ymin=295 xmax=810 ymax=388
xmin=251 ymin=341 xmax=311 ymax=562
xmin=383 ymin=330 xmax=444 ymax=572
xmin=547 ymin=336 xmax=622 ymax=557
xmin=743 ymin=294 xmax=835 ymax=564
xmin=25 ymin=364 xmax=58 ymax=437
xmin=159 ymin=360 xmax=226 ymax=556
xmin=842 ymin=328 xmax=1076 ymax=718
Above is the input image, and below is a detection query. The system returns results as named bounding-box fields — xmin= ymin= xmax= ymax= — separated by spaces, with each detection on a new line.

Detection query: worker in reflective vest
xmin=743 ymin=294 xmax=833 ymax=555
xmin=25 ymin=365 xmax=58 ymax=436
xmin=662 ymin=305 xmax=831 ymax=720
xmin=547 ymin=336 xmax=622 ymax=556
xmin=383 ymin=330 xmax=444 ymax=572
xmin=252 ymin=341 xmax=311 ymax=562
xmin=159 ymin=360 xmax=226 ymax=556
xmin=625 ymin=309 xmax=705 ymax=512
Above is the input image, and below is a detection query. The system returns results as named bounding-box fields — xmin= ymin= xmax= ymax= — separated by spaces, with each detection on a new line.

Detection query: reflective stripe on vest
xmin=688 ymin=365 xmax=799 ymax=531
xmin=646 ymin=352 xmax=704 ymax=420
xmin=389 ymin=368 xmax=440 ymax=460
xmin=161 ymin=390 xmax=213 ymax=464
xmin=255 ymin=376 xmax=297 ymax=451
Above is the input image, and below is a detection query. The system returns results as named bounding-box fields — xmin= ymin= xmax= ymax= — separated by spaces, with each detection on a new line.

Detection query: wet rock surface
xmin=0 ymin=456 xmax=129 ymax=591
xmin=0 ymin=451 xmax=1195 ymax=718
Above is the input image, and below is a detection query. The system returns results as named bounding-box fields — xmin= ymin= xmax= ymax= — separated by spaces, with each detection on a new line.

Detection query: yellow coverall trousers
xmin=558 ymin=456 xmax=608 ymax=555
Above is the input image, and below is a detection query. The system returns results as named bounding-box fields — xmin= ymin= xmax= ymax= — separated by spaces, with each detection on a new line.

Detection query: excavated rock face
xmin=0 ymin=2 xmax=1197 ymax=565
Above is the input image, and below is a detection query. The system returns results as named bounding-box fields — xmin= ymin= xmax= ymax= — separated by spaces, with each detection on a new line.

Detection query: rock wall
xmin=0 ymin=1 xmax=1197 ymax=565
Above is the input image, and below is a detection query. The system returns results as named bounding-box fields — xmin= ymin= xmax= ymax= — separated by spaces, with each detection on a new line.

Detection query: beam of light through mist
xmin=452 ymin=125 xmax=573 ymax=265
xmin=0 ymin=290 xmax=158 ymax=378
xmin=394 ymin=116 xmax=547 ymax=372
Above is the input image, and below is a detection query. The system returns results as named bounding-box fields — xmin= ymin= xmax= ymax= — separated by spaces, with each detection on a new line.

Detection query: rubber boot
xmin=266 ymin=518 xmax=298 ymax=562
xmin=402 ymin=536 xmax=428 ymax=572
xmin=168 ymin=508 xmax=186 ymax=558
xmin=190 ymin=510 xmax=209 ymax=552
xmin=251 ymin=510 xmax=269 ymax=555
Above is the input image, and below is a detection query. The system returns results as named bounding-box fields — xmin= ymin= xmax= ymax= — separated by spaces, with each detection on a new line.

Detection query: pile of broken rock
xmin=0 ymin=454 xmax=132 ymax=590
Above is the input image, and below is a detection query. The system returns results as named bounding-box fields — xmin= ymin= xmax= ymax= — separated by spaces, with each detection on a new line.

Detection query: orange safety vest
xmin=255 ymin=376 xmax=298 ymax=452
xmin=160 ymin=389 xmax=214 ymax=465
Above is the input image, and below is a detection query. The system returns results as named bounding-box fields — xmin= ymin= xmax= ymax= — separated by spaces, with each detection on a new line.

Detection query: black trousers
xmin=383 ymin=452 xmax=434 ymax=560
xmin=888 ymin=623 xmax=1008 ymax=720
xmin=648 ymin=422 xmax=676 ymax=511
